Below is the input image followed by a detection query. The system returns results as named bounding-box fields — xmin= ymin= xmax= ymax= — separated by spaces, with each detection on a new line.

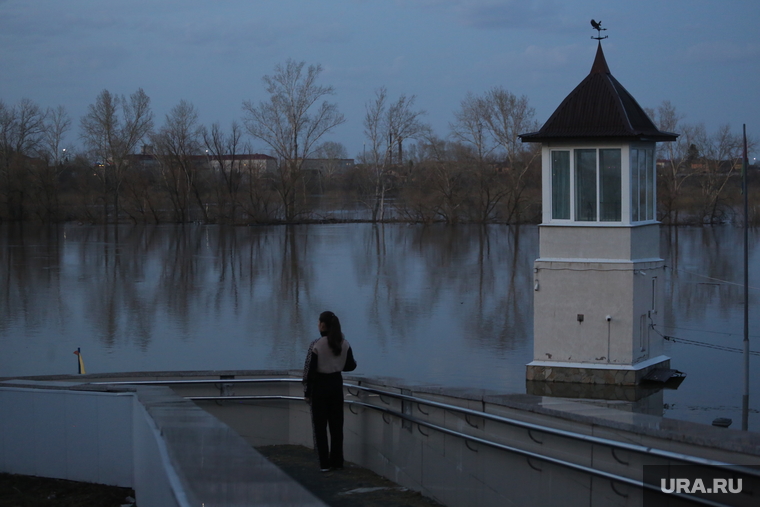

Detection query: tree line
xmin=647 ymin=101 xmax=757 ymax=225
xmin=0 ymin=60 xmax=754 ymax=225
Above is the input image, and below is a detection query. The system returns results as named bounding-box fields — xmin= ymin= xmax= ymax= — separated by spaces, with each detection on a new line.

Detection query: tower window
xmin=631 ymin=148 xmax=655 ymax=222
xmin=551 ymin=148 xmax=622 ymax=222
xmin=575 ymin=149 xmax=597 ymax=221
xmin=551 ymin=151 xmax=570 ymax=219
xmin=599 ymin=149 xmax=621 ymax=221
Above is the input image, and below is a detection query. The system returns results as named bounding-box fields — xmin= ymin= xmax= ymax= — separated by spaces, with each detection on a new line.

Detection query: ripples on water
xmin=0 ymin=223 xmax=758 ymax=430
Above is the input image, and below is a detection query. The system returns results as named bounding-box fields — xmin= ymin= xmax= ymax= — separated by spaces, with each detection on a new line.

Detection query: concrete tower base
xmin=526 ymin=355 xmax=670 ymax=386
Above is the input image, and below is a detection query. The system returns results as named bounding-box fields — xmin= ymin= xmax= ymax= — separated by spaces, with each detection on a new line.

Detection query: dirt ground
xmin=0 ymin=473 xmax=135 ymax=507
xmin=257 ymin=444 xmax=443 ymax=507
xmin=1 ymin=446 xmax=440 ymax=507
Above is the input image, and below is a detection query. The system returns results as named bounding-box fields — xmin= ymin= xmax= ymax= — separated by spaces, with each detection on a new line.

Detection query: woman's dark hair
xmin=319 ymin=311 xmax=343 ymax=356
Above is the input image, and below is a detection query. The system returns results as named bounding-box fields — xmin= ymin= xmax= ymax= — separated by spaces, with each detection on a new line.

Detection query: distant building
xmin=126 ymin=147 xmax=276 ymax=173
xmin=300 ymin=158 xmax=355 ymax=175
xmin=206 ymin=154 xmax=277 ymax=173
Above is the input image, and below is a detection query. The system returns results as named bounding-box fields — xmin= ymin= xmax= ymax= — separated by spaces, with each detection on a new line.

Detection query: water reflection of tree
xmin=264 ymin=225 xmax=317 ymax=365
xmin=351 ymin=223 xmax=535 ymax=356
xmin=3 ymin=224 xmax=539 ymax=375
xmin=0 ymin=224 xmax=65 ymax=338
xmin=472 ymin=225 xmax=535 ymax=353
xmin=452 ymin=225 xmax=536 ymax=354
xmin=73 ymin=225 xmax=154 ymax=351
xmin=661 ymin=227 xmax=758 ymax=347
xmin=73 ymin=224 xmax=311 ymax=359
xmin=354 ymin=224 xmax=410 ymax=351
xmin=18 ymin=224 xmax=758 ymax=381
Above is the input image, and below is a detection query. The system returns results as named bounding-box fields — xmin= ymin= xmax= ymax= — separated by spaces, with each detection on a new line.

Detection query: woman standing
xmin=302 ymin=311 xmax=357 ymax=471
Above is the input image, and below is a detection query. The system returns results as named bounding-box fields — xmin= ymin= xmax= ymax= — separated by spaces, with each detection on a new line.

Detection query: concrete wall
xmin=6 ymin=372 xmax=760 ymax=507
xmin=532 ymin=222 xmax=666 ymax=374
xmin=173 ymin=377 xmax=313 ymax=449
xmin=0 ymin=380 xmax=324 ymax=507
xmin=538 ymin=223 xmax=660 ymax=261
xmin=532 ymin=258 xmax=666 ymax=366
xmin=192 ymin=375 xmax=760 ymax=507
xmin=0 ymin=383 xmax=134 ymax=487
xmin=339 ymin=383 xmax=626 ymax=507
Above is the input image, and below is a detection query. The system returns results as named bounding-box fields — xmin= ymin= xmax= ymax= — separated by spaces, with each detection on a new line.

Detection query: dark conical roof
xmin=520 ymin=43 xmax=678 ymax=142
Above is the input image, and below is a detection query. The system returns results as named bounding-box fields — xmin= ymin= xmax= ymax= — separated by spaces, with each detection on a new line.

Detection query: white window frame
xmin=629 ymin=144 xmax=657 ymax=224
xmin=545 ymin=145 xmax=625 ymax=225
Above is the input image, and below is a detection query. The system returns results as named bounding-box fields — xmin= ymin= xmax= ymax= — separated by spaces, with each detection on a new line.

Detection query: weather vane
xmin=590 ymin=19 xmax=608 ymax=40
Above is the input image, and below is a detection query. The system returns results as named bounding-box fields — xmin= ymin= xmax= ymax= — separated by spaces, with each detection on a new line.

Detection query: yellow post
xmin=74 ymin=348 xmax=86 ymax=374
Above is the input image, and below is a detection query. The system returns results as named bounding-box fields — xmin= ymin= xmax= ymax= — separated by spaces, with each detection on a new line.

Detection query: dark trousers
xmin=310 ymin=372 xmax=344 ymax=469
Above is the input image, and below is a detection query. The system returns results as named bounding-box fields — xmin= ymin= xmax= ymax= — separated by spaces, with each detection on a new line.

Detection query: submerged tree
xmin=449 ymin=87 xmax=540 ymax=222
xmin=697 ymin=124 xmax=745 ymax=224
xmin=405 ymin=136 xmax=467 ymax=223
xmin=450 ymin=92 xmax=504 ymax=222
xmin=451 ymin=92 xmax=493 ymax=162
xmin=151 ymin=100 xmax=206 ymax=223
xmin=648 ymin=101 xmax=703 ymax=224
xmin=203 ymin=121 xmax=245 ymax=222
xmin=32 ymin=105 xmax=72 ymax=221
xmin=242 ymin=59 xmax=345 ymax=221
xmin=80 ymin=89 xmax=153 ymax=222
xmin=0 ymin=98 xmax=47 ymax=221
xmin=42 ymin=105 xmax=71 ymax=167
xmin=480 ymin=87 xmax=540 ymax=222
xmin=361 ymin=86 xmax=430 ymax=221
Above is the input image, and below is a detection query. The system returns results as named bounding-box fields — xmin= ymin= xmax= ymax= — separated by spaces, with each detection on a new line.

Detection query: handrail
xmin=191 ymin=395 xmax=299 ymax=401
xmin=89 ymin=378 xmax=299 ymax=386
xmin=346 ymin=384 xmax=754 ymax=474
xmin=187 ymin=394 xmax=733 ymax=507
xmin=91 ymin=376 xmax=759 ymax=477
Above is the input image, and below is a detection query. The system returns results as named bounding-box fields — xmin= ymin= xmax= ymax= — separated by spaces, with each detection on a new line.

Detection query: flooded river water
xmin=1 ymin=223 xmax=758 ymax=430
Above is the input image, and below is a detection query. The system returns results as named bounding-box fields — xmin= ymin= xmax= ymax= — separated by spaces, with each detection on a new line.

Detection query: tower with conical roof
xmin=520 ymin=36 xmax=678 ymax=385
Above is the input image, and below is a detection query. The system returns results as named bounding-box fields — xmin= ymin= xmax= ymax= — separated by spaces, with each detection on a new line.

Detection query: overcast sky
xmin=2 ymin=0 xmax=758 ymax=158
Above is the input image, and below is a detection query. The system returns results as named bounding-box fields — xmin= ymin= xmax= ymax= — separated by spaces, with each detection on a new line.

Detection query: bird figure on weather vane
xmin=590 ymin=19 xmax=608 ymax=40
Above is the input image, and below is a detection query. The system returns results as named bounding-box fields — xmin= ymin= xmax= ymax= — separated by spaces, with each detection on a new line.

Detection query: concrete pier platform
xmin=5 ymin=370 xmax=760 ymax=506
xmin=257 ymin=444 xmax=442 ymax=507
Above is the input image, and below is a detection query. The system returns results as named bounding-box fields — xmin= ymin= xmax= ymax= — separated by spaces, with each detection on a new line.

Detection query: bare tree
xmin=388 ymin=93 xmax=429 ymax=165
xmin=80 ymin=88 xmax=153 ymax=222
xmin=242 ymin=59 xmax=345 ymax=221
xmin=314 ymin=140 xmax=347 ymax=160
xmin=449 ymin=88 xmax=540 ymax=222
xmin=362 ymin=87 xmax=430 ymax=221
xmin=120 ymin=154 xmax=162 ymax=223
xmin=483 ymin=89 xmax=536 ymax=161
xmin=450 ymin=92 xmax=494 ymax=162
xmin=450 ymin=93 xmax=505 ymax=222
xmin=697 ymin=124 xmax=745 ymax=224
xmin=28 ymin=105 xmax=72 ymax=221
xmin=203 ymin=121 xmax=245 ymax=222
xmin=152 ymin=100 xmax=206 ymax=222
xmin=313 ymin=140 xmax=348 ymax=191
xmin=0 ymin=98 xmax=46 ymax=220
xmin=417 ymin=137 xmax=466 ymax=223
xmin=42 ymin=105 xmax=71 ymax=167
xmin=480 ymin=87 xmax=540 ymax=222
xmin=647 ymin=101 xmax=701 ymax=224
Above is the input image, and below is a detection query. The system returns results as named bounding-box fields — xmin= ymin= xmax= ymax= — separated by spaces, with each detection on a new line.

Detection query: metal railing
xmin=91 ymin=376 xmax=757 ymax=507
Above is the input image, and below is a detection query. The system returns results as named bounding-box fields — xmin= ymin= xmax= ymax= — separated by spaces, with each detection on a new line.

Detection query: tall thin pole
xmin=742 ymin=124 xmax=750 ymax=431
